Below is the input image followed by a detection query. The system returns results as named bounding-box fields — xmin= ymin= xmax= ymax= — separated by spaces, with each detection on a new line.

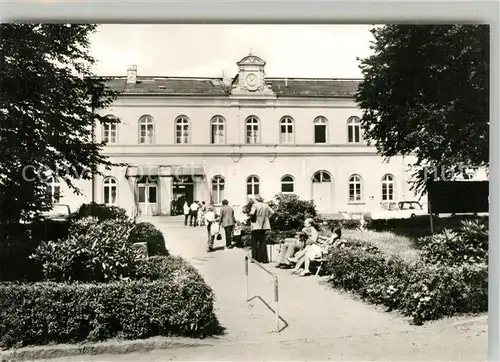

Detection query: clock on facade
xmin=245 ymin=73 xmax=258 ymax=90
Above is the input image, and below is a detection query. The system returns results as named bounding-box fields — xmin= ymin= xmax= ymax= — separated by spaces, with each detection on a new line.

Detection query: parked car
xmin=40 ymin=204 xmax=71 ymax=222
xmin=370 ymin=201 xmax=427 ymax=220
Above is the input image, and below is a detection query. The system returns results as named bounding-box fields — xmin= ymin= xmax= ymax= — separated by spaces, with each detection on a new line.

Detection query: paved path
xmin=52 ymin=216 xmax=488 ymax=361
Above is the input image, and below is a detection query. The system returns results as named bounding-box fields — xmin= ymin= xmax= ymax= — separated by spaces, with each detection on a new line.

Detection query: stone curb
xmin=0 ymin=337 xmax=217 ymax=361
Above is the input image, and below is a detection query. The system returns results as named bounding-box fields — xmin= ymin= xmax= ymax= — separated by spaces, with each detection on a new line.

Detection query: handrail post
xmin=244 ymin=255 xmax=249 ymax=301
xmin=274 ymin=275 xmax=279 ymax=333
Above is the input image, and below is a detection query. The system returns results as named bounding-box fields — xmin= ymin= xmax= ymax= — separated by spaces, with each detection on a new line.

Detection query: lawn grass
xmin=343 ymin=229 xmax=421 ymax=263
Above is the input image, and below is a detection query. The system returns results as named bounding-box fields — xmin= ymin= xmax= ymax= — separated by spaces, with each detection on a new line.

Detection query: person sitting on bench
xmin=275 ymin=218 xmax=318 ymax=269
xmin=289 ymin=227 xmax=342 ymax=276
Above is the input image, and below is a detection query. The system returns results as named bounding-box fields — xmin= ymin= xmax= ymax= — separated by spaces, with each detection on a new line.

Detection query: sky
xmin=89 ymin=24 xmax=375 ymax=79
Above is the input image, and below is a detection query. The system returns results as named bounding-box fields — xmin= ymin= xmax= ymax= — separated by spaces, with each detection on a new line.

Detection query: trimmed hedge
xmin=0 ymin=256 xmax=222 ymax=349
xmin=324 ymin=239 xmax=488 ymax=324
xmin=314 ymin=217 xmax=362 ymax=231
xmin=128 ymin=222 xmax=168 ymax=256
xmin=365 ymin=215 xmax=488 ymax=234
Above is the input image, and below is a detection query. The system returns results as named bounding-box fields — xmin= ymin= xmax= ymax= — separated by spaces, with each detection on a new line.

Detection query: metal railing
xmin=244 ymin=255 xmax=280 ymax=333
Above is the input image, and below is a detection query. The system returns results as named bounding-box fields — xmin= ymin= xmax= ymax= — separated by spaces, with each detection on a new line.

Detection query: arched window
xmin=347 ymin=116 xmax=361 ymax=143
xmin=102 ymin=115 xmax=118 ymax=144
xmin=246 ymin=175 xmax=260 ymax=200
xmin=46 ymin=176 xmax=61 ymax=203
xmin=103 ymin=177 xmax=118 ymax=205
xmin=348 ymin=174 xmax=363 ymax=202
xmin=211 ymin=176 xmax=225 ymax=205
xmin=382 ymin=174 xmax=395 ymax=201
xmin=246 ymin=116 xmax=260 ymax=144
xmin=279 ymin=116 xmax=294 ymax=144
xmin=138 ymin=115 xmax=154 ymax=144
xmin=280 ymin=175 xmax=295 ymax=193
xmin=211 ymin=116 xmax=225 ymax=144
xmin=175 ymin=116 xmax=190 ymax=144
xmin=314 ymin=116 xmax=328 ymax=143
xmin=312 ymin=170 xmax=331 ymax=183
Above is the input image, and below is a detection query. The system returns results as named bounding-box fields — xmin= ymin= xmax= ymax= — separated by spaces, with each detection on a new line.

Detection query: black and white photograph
xmin=0 ymin=23 xmax=489 ymax=361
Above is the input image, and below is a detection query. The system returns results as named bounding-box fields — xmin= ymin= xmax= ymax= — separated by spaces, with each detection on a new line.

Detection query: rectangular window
xmin=148 ymin=186 xmax=157 ymax=203
xmin=314 ymin=125 xmax=326 ymax=143
xmin=382 ymin=185 xmax=394 ymax=201
xmin=246 ymin=128 xmax=259 ymax=144
xmin=138 ymin=186 xmax=146 ymax=203
xmin=349 ymin=184 xmax=361 ymax=202
xmin=348 ymin=126 xmax=360 ymax=143
xmin=281 ymin=183 xmax=294 ymax=193
xmin=211 ymin=125 xmax=224 ymax=144
xmin=212 ymin=184 xmax=225 ymax=204
xmin=176 ymin=126 xmax=189 ymax=144
xmin=280 ymin=125 xmax=293 ymax=143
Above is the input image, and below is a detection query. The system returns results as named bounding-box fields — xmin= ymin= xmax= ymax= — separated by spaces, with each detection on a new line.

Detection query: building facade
xmin=57 ymin=54 xmax=424 ymax=217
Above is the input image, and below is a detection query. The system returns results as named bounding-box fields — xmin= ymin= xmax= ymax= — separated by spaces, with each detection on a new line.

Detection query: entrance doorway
xmin=172 ymin=176 xmax=194 ymax=215
xmin=312 ymin=171 xmax=333 ymax=212
xmin=137 ymin=176 xmax=158 ymax=216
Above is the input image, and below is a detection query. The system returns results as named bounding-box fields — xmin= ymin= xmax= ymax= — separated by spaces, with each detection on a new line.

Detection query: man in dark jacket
xmin=219 ymin=199 xmax=236 ymax=249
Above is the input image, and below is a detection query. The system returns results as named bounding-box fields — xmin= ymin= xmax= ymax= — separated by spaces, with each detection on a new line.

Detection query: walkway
xmin=145 ymin=216 xmax=487 ymax=360
xmin=53 ymin=216 xmax=487 ymax=361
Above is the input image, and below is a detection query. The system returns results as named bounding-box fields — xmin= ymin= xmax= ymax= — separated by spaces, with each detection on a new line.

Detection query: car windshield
xmin=398 ymin=202 xmax=422 ymax=210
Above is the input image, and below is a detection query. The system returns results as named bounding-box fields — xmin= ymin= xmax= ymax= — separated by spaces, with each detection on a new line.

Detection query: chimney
xmin=126 ymin=65 xmax=137 ymax=85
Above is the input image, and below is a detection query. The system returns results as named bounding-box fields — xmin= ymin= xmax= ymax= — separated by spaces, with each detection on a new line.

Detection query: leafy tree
xmin=356 ymin=25 xmax=489 ymax=194
xmin=0 ymin=24 xmax=121 ymax=223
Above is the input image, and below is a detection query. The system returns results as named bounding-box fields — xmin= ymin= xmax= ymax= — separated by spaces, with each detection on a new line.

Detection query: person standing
xmin=199 ymin=201 xmax=207 ymax=226
xmin=183 ymin=201 xmax=190 ymax=226
xmin=189 ymin=200 xmax=199 ymax=226
xmin=204 ymin=206 xmax=218 ymax=252
xmin=219 ymin=199 xmax=236 ymax=250
xmin=248 ymin=195 xmax=274 ymax=263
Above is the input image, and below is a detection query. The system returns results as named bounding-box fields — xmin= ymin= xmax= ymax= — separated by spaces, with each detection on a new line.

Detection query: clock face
xmin=245 ymin=73 xmax=258 ymax=90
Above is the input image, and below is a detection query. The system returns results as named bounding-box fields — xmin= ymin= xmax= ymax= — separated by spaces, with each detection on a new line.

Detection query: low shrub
xmin=268 ymin=193 xmax=317 ymax=231
xmin=324 ymin=240 xmax=488 ymax=324
xmin=72 ymin=202 xmax=129 ymax=222
xmin=419 ymin=219 xmax=488 ymax=266
xmin=315 ymin=217 xmax=362 ymax=231
xmin=0 ymin=256 xmax=222 ymax=349
xmin=128 ymin=222 xmax=168 ymax=256
xmin=31 ymin=218 xmax=141 ymax=283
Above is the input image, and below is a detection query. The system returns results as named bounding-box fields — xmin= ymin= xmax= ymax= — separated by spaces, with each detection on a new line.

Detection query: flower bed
xmin=0 ymin=256 xmax=222 ymax=349
xmin=324 ymin=239 xmax=487 ymax=324
xmin=323 ymin=220 xmax=488 ymax=324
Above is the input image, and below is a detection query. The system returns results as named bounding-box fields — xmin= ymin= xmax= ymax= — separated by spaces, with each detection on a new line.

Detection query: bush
xmin=31 ymin=218 xmax=141 ymax=283
xmin=0 ymin=256 xmax=222 ymax=349
xmin=324 ymin=239 xmax=488 ymax=324
xmin=419 ymin=219 xmax=488 ymax=266
xmin=72 ymin=202 xmax=129 ymax=222
xmin=268 ymin=193 xmax=316 ymax=232
xmin=314 ymin=217 xmax=362 ymax=231
xmin=128 ymin=222 xmax=168 ymax=256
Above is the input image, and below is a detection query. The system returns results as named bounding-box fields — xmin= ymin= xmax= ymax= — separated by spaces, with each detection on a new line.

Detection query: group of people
xmin=183 ymin=200 xmax=207 ymax=227
xmin=275 ymin=218 xmax=341 ymax=277
xmin=179 ymin=195 xmax=341 ymax=278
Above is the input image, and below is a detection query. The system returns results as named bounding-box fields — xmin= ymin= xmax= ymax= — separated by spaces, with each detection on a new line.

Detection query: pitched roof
xmin=103 ymin=76 xmax=361 ymax=98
